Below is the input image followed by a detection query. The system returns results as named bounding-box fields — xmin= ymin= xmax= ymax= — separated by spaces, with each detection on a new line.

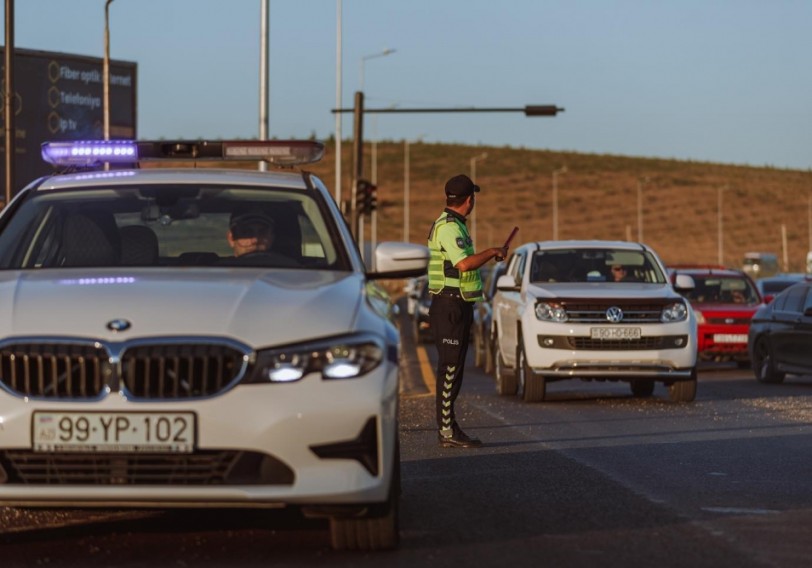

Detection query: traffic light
xmin=365 ymin=181 xmax=378 ymax=212
xmin=356 ymin=179 xmax=377 ymax=214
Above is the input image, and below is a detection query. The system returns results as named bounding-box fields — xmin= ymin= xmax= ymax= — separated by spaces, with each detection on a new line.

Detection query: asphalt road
xmin=2 ymin=313 xmax=812 ymax=567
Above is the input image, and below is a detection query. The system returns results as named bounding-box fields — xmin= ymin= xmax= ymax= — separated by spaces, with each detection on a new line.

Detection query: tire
xmin=329 ymin=442 xmax=400 ymax=551
xmin=668 ymin=368 xmax=697 ymax=402
xmin=630 ymin=380 xmax=654 ymax=397
xmin=494 ymin=339 xmax=517 ymax=396
xmin=473 ymin=326 xmax=484 ymax=368
xmin=483 ymin=332 xmax=495 ymax=376
xmin=752 ymin=337 xmax=785 ymax=384
xmin=517 ymin=341 xmax=546 ymax=402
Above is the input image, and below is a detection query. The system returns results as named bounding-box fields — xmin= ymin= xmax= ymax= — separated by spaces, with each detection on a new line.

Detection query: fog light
xmin=674 ymin=337 xmax=685 ymax=347
xmin=542 ymin=337 xmax=555 ymax=347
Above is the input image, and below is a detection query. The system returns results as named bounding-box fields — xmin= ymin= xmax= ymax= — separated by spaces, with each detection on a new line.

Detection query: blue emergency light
xmin=41 ymin=139 xmax=325 ymax=168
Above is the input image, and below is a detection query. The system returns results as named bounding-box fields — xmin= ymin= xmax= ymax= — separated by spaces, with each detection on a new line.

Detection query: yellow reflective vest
xmin=427 ymin=210 xmax=483 ymax=301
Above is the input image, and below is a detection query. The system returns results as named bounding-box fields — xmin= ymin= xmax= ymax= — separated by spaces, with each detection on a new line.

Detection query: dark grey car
xmin=749 ymin=281 xmax=812 ymax=382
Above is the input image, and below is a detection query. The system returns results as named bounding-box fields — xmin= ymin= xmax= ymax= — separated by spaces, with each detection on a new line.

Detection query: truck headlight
xmin=535 ymin=302 xmax=568 ymax=322
xmin=661 ymin=301 xmax=688 ymax=323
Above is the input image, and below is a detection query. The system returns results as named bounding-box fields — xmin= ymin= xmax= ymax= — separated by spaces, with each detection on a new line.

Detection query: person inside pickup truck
xmin=610 ymin=264 xmax=638 ymax=282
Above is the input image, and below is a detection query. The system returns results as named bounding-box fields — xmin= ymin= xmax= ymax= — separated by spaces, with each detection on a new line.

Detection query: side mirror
xmin=369 ymin=242 xmax=429 ymax=280
xmin=674 ymin=274 xmax=695 ymax=291
xmin=496 ymin=273 xmax=519 ymax=291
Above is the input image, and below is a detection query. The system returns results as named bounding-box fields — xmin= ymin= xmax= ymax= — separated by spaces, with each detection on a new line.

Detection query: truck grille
xmin=563 ymin=301 xmax=667 ymax=324
xmin=0 ymin=341 xmax=247 ymax=400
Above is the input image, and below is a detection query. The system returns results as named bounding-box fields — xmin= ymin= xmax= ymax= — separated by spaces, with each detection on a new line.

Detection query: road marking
xmin=701 ymin=507 xmax=780 ymax=515
xmin=416 ymin=344 xmax=435 ymax=394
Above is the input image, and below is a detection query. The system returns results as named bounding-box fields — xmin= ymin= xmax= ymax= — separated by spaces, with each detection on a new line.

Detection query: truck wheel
xmin=668 ymin=368 xmax=697 ymax=402
xmin=495 ymin=341 xmax=517 ymax=396
xmin=752 ymin=337 xmax=785 ymax=384
xmin=517 ymin=342 xmax=546 ymax=402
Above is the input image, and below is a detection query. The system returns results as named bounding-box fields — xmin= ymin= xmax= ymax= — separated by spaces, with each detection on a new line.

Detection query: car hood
xmin=0 ymin=268 xmax=365 ymax=347
xmin=689 ymin=302 xmax=761 ymax=316
xmin=527 ymin=282 xmax=680 ymax=300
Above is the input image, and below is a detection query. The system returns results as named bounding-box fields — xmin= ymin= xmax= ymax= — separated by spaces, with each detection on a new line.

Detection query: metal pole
xmin=351 ymin=91 xmax=364 ymax=239
xmin=334 ymin=0 xmax=343 ymax=205
xmin=636 ymin=178 xmax=644 ymax=242
xmin=781 ymin=223 xmax=788 ymax=272
xmin=258 ymin=0 xmax=269 ymax=171
xmin=4 ymin=0 xmax=15 ymax=205
xmin=552 ymin=166 xmax=567 ymax=240
xmin=717 ymin=185 xmax=725 ymax=265
xmin=470 ymin=152 xmax=487 ymax=246
xmin=104 ymin=0 xmax=113 ymax=142
xmin=403 ymin=139 xmax=409 ymax=242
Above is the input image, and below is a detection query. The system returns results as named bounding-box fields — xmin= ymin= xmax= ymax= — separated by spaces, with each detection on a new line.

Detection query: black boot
xmin=438 ymin=424 xmax=482 ymax=448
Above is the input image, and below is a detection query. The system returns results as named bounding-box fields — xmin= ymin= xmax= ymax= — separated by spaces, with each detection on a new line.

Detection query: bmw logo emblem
xmin=605 ymin=306 xmax=624 ymax=323
xmin=106 ymin=319 xmax=132 ymax=332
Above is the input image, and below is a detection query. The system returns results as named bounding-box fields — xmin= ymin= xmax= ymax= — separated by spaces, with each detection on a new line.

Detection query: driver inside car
xmin=227 ymin=212 xmax=275 ymax=257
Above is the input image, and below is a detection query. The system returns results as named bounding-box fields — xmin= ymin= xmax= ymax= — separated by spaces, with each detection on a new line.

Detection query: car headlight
xmin=535 ymin=302 xmax=568 ymax=322
xmin=661 ymin=301 xmax=688 ymax=323
xmin=247 ymin=333 xmax=385 ymax=383
xmin=693 ymin=309 xmax=705 ymax=325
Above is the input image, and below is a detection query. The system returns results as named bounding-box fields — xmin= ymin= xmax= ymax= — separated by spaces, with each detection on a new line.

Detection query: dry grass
xmin=306 ymin=141 xmax=812 ymax=273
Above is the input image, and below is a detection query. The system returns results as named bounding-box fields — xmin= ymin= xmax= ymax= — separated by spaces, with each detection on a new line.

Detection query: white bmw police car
xmin=0 ymin=139 xmax=427 ymax=550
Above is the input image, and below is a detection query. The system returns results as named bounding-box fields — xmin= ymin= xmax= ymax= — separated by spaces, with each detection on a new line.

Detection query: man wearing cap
xmin=427 ymin=174 xmax=509 ymax=448
xmin=227 ymin=212 xmax=276 ymax=258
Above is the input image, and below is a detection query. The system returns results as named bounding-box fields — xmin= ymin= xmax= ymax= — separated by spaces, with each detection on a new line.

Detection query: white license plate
xmin=32 ymin=411 xmax=195 ymax=453
xmin=714 ymin=333 xmax=748 ymax=344
xmin=591 ymin=327 xmax=642 ymax=340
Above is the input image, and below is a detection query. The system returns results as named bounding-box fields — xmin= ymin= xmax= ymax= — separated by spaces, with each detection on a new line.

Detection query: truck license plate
xmin=591 ymin=327 xmax=642 ymax=340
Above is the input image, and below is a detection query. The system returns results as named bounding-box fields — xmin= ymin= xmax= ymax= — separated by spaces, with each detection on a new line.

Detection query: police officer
xmin=427 ymin=174 xmax=509 ymax=448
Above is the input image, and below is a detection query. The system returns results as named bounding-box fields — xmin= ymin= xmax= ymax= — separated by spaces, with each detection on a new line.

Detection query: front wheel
xmin=494 ymin=338 xmax=517 ymax=396
xmin=668 ymin=368 xmax=697 ymax=402
xmin=483 ymin=331 xmax=495 ymax=376
xmin=752 ymin=337 xmax=785 ymax=384
xmin=517 ymin=341 xmax=546 ymax=402
xmin=473 ymin=326 xmax=484 ymax=368
xmin=329 ymin=443 xmax=400 ymax=551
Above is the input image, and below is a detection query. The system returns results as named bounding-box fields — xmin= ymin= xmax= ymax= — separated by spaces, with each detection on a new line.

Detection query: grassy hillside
xmin=306 ymin=141 xmax=812 ymax=273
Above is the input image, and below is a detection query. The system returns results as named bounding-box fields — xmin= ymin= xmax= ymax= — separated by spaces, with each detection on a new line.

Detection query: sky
xmin=6 ymin=0 xmax=812 ymax=170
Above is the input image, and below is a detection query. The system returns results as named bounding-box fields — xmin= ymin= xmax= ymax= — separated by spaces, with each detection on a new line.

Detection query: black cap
xmin=444 ymin=174 xmax=480 ymax=198
xmin=229 ymin=211 xmax=275 ymax=238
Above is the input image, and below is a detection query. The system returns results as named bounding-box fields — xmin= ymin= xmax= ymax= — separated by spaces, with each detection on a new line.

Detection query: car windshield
xmin=0 ymin=184 xmax=351 ymax=270
xmin=681 ymin=275 xmax=760 ymax=305
xmin=529 ymin=248 xmax=666 ymax=284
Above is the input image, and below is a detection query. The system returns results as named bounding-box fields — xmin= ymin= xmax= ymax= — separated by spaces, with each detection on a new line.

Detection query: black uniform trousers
xmin=429 ymin=292 xmax=474 ymax=433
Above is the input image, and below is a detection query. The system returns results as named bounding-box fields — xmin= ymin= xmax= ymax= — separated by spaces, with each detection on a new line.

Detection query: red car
xmin=670 ymin=266 xmax=763 ymax=365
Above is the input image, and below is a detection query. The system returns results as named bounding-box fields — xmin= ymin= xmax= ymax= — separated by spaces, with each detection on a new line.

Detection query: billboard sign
xmin=0 ymin=47 xmax=137 ymax=195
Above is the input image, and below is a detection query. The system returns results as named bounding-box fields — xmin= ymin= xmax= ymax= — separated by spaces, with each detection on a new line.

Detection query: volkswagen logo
xmin=605 ymin=306 xmax=624 ymax=323
xmin=106 ymin=319 xmax=132 ymax=332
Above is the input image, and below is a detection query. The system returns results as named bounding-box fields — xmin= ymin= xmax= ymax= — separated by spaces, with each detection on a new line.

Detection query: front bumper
xmin=0 ymin=366 xmax=398 ymax=508
xmin=523 ymin=318 xmax=697 ymax=380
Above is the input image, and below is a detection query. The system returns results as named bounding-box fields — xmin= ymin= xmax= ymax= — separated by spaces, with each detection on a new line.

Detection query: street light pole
xmin=403 ymin=134 xmax=425 ymax=243
xmin=552 ymin=166 xmax=567 ymax=240
xmin=404 ymin=139 xmax=410 ymax=242
xmin=470 ymin=152 xmax=487 ymax=246
xmin=718 ymin=184 xmax=726 ymax=265
xmin=334 ymin=0 xmax=343 ymax=205
xmin=637 ymin=176 xmax=648 ymax=242
xmin=258 ymin=0 xmax=270 ymax=172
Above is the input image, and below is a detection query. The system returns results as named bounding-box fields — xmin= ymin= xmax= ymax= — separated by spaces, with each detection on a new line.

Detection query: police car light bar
xmin=42 ymin=140 xmax=325 ymax=167
xmin=41 ymin=140 xmax=138 ymax=166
